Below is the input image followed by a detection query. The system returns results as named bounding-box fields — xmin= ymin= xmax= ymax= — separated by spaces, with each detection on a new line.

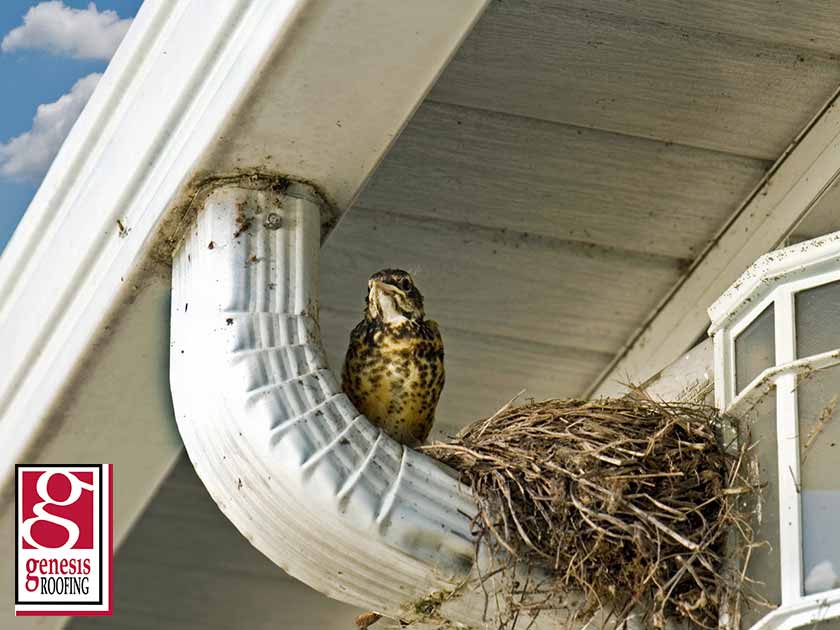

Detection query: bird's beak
xmin=370 ymin=279 xmax=396 ymax=295
xmin=367 ymin=280 xmax=384 ymax=307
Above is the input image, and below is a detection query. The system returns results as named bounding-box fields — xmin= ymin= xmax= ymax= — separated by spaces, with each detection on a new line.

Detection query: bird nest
xmin=420 ymin=393 xmax=755 ymax=630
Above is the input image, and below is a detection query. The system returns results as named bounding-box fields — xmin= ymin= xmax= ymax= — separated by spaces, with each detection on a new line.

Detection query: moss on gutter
xmin=147 ymin=168 xmax=337 ymax=274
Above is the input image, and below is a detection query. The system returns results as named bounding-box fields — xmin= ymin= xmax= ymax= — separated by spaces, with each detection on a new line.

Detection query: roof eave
xmin=0 ymin=0 xmax=489 ymax=623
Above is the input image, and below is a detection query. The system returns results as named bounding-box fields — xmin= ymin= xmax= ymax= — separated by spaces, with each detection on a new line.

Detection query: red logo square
xmin=20 ymin=471 xmax=94 ymax=550
xmin=15 ymin=464 xmax=112 ymax=616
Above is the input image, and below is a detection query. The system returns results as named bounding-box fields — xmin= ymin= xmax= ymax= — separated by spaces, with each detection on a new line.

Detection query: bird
xmin=341 ymin=268 xmax=445 ymax=447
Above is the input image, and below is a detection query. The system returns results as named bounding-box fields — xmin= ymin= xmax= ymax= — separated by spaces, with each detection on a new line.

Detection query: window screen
xmin=796 ymin=280 xmax=840 ymax=359
xmin=734 ymin=304 xmax=776 ymax=395
xmin=798 ymin=364 xmax=840 ymax=596
xmin=741 ymin=388 xmax=782 ymax=629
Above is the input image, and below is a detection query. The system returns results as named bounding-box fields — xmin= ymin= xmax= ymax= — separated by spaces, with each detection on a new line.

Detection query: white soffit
xmin=0 ymin=0 xmax=488 ymax=624
xmin=590 ymin=86 xmax=840 ymax=397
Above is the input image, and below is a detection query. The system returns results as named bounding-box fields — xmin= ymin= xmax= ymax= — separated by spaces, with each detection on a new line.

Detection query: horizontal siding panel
xmin=320 ymin=207 xmax=682 ymax=357
xmin=793 ymin=179 xmax=840 ymax=242
xmin=430 ymin=0 xmax=840 ymax=159
xmin=358 ymin=101 xmax=768 ymax=259
xmin=559 ymin=0 xmax=840 ymax=56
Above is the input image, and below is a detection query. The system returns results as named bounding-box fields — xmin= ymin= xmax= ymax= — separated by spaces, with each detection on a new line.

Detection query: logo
xmin=15 ymin=465 xmax=112 ymax=616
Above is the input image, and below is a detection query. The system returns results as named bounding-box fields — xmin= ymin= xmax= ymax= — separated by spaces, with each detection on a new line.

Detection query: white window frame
xmin=711 ymin=251 xmax=840 ymax=628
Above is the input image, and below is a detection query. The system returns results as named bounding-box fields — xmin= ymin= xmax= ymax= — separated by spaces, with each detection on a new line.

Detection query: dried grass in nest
xmin=420 ymin=393 xmax=754 ymax=629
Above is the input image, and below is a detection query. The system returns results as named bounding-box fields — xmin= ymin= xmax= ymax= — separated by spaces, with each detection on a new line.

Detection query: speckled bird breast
xmin=342 ymin=319 xmax=445 ymax=446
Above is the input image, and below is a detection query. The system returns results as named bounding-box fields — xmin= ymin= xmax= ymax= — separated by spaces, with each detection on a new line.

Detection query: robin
xmin=342 ymin=269 xmax=444 ymax=447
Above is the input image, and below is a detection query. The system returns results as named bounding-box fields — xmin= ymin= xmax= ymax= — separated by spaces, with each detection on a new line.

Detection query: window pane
xmin=742 ymin=388 xmax=781 ymax=629
xmin=735 ymin=304 xmax=776 ymax=395
xmin=796 ymin=280 xmax=840 ymax=359
xmin=798 ymin=363 xmax=840 ymax=596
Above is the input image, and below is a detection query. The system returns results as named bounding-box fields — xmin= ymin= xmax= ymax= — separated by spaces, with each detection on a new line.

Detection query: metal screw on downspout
xmin=264 ymin=213 xmax=283 ymax=230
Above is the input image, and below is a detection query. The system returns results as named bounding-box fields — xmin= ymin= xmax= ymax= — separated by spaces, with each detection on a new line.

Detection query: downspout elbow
xmin=169 ymin=182 xmax=477 ymax=615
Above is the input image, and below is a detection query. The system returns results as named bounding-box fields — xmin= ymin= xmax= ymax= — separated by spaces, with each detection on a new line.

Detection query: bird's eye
xmin=398 ymin=277 xmax=411 ymax=291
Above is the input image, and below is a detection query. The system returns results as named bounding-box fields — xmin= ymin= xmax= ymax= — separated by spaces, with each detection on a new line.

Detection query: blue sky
xmin=0 ymin=1 xmax=142 ymax=253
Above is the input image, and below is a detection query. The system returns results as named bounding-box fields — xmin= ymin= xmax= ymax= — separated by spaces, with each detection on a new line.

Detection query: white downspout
xmin=170 ymin=182 xmax=479 ymax=615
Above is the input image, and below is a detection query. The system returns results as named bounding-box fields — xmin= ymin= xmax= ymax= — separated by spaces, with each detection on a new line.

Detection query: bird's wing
xmin=341 ymin=320 xmax=366 ymax=390
xmin=427 ymin=319 xmax=445 ymax=391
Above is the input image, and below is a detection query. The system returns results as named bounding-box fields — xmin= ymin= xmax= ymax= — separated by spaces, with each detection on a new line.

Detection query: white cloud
xmin=0 ymin=73 xmax=101 ymax=180
xmin=2 ymin=2 xmax=131 ymax=60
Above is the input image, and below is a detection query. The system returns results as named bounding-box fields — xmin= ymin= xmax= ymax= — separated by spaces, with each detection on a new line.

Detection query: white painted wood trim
xmin=747 ymin=589 xmax=840 ymax=630
xmin=726 ymin=350 xmax=840 ymax=414
xmin=773 ymin=291 xmax=804 ymax=604
xmin=713 ymin=329 xmax=730 ymax=409
xmin=710 ymin=236 xmax=840 ymax=334
xmin=589 ymin=84 xmax=840 ymax=397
